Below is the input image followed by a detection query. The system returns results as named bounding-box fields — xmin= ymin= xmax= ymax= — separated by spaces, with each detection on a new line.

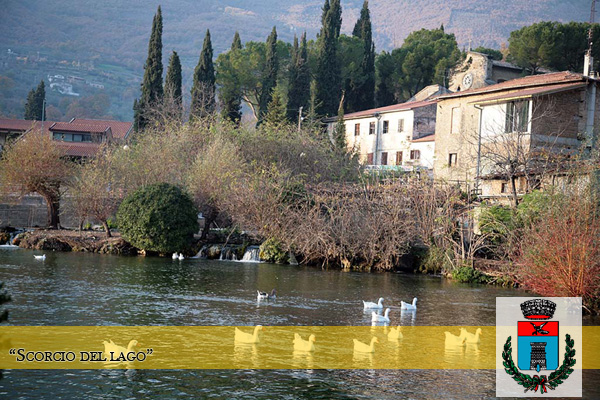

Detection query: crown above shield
xmin=520 ymin=299 xmax=556 ymax=320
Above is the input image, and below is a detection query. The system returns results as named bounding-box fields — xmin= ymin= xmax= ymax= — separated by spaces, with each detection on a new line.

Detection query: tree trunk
xmin=102 ymin=220 xmax=112 ymax=238
xmin=511 ymin=176 xmax=519 ymax=208
xmin=40 ymin=191 xmax=61 ymax=229
xmin=201 ymin=208 xmax=218 ymax=240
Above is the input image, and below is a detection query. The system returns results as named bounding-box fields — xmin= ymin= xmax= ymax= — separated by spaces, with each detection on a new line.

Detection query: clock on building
xmin=462 ymin=73 xmax=473 ymax=89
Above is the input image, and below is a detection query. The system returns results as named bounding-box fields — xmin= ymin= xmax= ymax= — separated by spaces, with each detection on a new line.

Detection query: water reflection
xmin=3 ymin=249 xmax=590 ymax=399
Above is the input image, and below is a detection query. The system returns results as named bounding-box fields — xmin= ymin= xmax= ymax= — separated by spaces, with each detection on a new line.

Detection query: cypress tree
xmin=258 ymin=27 xmax=279 ymax=126
xmin=231 ymin=31 xmax=242 ymax=51
xmin=220 ymin=32 xmax=243 ymax=125
xmin=190 ymin=29 xmax=216 ymax=120
xmin=164 ymin=51 xmax=183 ymax=121
xmin=287 ymin=33 xmax=311 ymax=123
xmin=315 ymin=0 xmax=342 ymax=117
xmin=334 ymin=91 xmax=347 ymax=152
xmin=24 ymin=80 xmax=45 ymax=120
xmin=137 ymin=6 xmax=163 ymax=131
xmin=352 ymin=1 xmax=375 ymax=111
xmin=24 ymin=88 xmax=36 ymax=120
xmin=264 ymin=90 xmax=287 ymax=127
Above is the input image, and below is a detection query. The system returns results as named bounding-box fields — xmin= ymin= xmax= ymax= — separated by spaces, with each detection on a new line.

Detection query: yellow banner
xmin=0 ymin=326 xmax=597 ymax=369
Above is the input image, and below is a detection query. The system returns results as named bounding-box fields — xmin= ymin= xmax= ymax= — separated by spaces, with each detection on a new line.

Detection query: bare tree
xmin=0 ymin=133 xmax=72 ymax=228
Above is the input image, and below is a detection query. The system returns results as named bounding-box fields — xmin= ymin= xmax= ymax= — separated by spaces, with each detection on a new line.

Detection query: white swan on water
xmin=362 ymin=297 xmax=384 ymax=310
xmin=33 ymin=254 xmax=46 ymax=260
xmin=400 ymin=297 xmax=418 ymax=310
xmin=371 ymin=308 xmax=391 ymax=323
xmin=234 ymin=325 xmax=263 ymax=344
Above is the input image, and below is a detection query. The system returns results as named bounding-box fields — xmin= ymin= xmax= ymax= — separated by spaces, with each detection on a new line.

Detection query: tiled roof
xmin=55 ymin=142 xmax=101 ymax=157
xmin=337 ymin=99 xmax=437 ymax=121
xmin=70 ymin=118 xmax=132 ymax=139
xmin=439 ymin=71 xmax=587 ymax=100
xmin=0 ymin=119 xmax=47 ymax=132
xmin=471 ymin=82 xmax=587 ymax=104
xmin=50 ymin=122 xmax=111 ymax=134
xmin=411 ymin=134 xmax=435 ymax=143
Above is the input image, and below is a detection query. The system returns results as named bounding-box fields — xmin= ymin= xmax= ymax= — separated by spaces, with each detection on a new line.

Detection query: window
xmin=501 ymin=182 xmax=509 ymax=193
xmin=381 ymin=152 xmax=388 ymax=165
xmin=448 ymin=153 xmax=457 ymax=167
xmin=451 ymin=107 xmax=461 ymax=134
xmin=52 ymin=132 xmax=93 ymax=142
xmin=505 ymin=100 xmax=529 ymax=133
xmin=383 ymin=120 xmax=389 ymax=134
xmin=369 ymin=122 xmax=375 ymax=135
xmin=367 ymin=153 xmax=374 ymax=164
xmin=398 ymin=119 xmax=404 ymax=132
xmin=410 ymin=150 xmax=420 ymax=160
xmin=395 ymin=151 xmax=403 ymax=165
xmin=354 ymin=123 xmax=360 ymax=136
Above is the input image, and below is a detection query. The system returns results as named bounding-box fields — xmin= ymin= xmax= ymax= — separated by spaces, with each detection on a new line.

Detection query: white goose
xmin=460 ymin=328 xmax=483 ymax=344
xmin=353 ymin=337 xmax=379 ymax=353
xmin=388 ymin=326 xmax=403 ymax=340
xmin=33 ymin=254 xmax=46 ymax=260
xmin=257 ymin=289 xmax=276 ymax=300
xmin=444 ymin=331 xmax=466 ymax=346
xmin=172 ymin=253 xmax=179 ymax=259
xmin=293 ymin=333 xmax=316 ymax=352
xmin=400 ymin=297 xmax=418 ymax=310
xmin=362 ymin=297 xmax=384 ymax=310
xmin=234 ymin=325 xmax=263 ymax=344
xmin=178 ymin=253 xmax=185 ymax=260
xmin=102 ymin=339 xmax=138 ymax=360
xmin=371 ymin=308 xmax=391 ymax=323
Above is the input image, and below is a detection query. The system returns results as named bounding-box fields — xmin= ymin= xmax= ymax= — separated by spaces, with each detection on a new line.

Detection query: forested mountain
xmin=0 ymin=0 xmax=593 ymax=120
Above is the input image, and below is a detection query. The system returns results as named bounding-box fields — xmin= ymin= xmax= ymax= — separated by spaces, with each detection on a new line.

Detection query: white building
xmin=327 ymin=96 xmax=438 ymax=172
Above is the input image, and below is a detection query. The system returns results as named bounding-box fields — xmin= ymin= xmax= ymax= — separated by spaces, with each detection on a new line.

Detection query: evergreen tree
xmin=164 ymin=51 xmax=183 ymax=121
xmin=350 ymin=1 xmax=375 ymax=111
xmin=231 ymin=31 xmax=242 ymax=51
xmin=24 ymin=80 xmax=45 ymax=120
xmin=287 ymin=33 xmax=310 ymax=123
xmin=190 ymin=29 xmax=216 ymax=120
xmin=375 ymin=51 xmax=396 ymax=107
xmin=264 ymin=90 xmax=287 ymax=127
xmin=334 ymin=91 xmax=347 ymax=152
xmin=24 ymin=88 xmax=36 ymax=120
xmin=258 ymin=27 xmax=279 ymax=125
xmin=132 ymin=99 xmax=140 ymax=132
xmin=136 ymin=6 xmax=163 ymax=131
xmin=219 ymin=32 xmax=243 ymax=125
xmin=315 ymin=0 xmax=342 ymax=117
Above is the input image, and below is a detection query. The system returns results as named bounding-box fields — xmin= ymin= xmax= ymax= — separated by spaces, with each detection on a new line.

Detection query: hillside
xmin=0 ymin=0 xmax=593 ymax=120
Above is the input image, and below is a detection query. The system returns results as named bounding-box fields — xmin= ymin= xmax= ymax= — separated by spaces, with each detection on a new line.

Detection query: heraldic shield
xmin=517 ymin=299 xmax=559 ymax=373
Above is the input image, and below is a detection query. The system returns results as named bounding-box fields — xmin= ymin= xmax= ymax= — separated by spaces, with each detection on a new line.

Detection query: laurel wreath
xmin=502 ymin=334 xmax=576 ymax=393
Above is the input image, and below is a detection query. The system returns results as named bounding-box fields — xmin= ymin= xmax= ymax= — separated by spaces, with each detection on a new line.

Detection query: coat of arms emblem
xmin=502 ymin=299 xmax=576 ymax=394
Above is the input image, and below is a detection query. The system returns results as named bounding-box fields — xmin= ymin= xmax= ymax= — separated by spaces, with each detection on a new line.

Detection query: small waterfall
xmin=1 ymin=230 xmax=22 ymax=248
xmin=219 ymin=246 xmax=238 ymax=261
xmin=241 ymin=246 xmax=261 ymax=263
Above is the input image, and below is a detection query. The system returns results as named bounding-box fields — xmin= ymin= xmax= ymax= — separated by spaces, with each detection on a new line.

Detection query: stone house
xmin=448 ymin=51 xmax=526 ymax=92
xmin=433 ymin=71 xmax=600 ymax=201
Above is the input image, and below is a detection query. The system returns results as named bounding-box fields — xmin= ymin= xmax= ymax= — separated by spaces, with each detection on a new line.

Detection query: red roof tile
xmin=70 ymin=118 xmax=132 ymax=139
xmin=49 ymin=121 xmax=111 ymax=134
xmin=338 ymin=99 xmax=437 ymax=121
xmin=411 ymin=135 xmax=435 ymax=143
xmin=440 ymin=71 xmax=587 ymax=99
xmin=54 ymin=141 xmax=102 ymax=157
xmin=470 ymin=82 xmax=587 ymax=104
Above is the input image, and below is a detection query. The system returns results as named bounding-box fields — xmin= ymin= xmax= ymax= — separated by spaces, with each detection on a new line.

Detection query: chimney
xmin=584 ymin=52 xmax=594 ymax=77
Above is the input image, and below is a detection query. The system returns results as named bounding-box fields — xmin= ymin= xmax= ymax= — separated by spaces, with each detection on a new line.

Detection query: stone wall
xmin=0 ymin=195 xmax=88 ymax=229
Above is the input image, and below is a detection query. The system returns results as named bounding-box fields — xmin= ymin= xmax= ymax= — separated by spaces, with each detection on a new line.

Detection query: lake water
xmin=0 ymin=248 xmax=597 ymax=399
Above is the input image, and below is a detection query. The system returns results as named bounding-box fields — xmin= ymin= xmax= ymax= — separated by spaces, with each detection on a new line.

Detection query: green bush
xmin=452 ymin=266 xmax=489 ymax=284
xmin=259 ymin=237 xmax=289 ymax=264
xmin=117 ymin=183 xmax=198 ymax=253
xmin=414 ymin=245 xmax=451 ymax=274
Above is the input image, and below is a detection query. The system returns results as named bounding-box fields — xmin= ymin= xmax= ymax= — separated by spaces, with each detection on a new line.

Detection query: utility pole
xmin=297 ymin=106 xmax=303 ymax=132
xmin=41 ymin=99 xmax=46 ymax=134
